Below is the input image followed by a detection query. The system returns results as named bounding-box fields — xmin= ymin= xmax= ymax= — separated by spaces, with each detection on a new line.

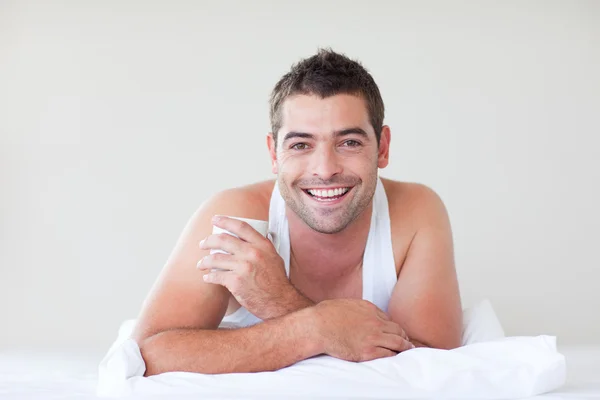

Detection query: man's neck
xmin=286 ymin=203 xmax=373 ymax=283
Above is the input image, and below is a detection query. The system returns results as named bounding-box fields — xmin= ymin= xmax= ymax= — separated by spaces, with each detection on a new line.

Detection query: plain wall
xmin=1 ymin=0 xmax=599 ymax=351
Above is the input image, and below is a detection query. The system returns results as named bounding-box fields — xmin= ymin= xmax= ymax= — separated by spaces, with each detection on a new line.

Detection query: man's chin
xmin=313 ymin=226 xmax=347 ymax=235
xmin=302 ymin=216 xmax=349 ymax=235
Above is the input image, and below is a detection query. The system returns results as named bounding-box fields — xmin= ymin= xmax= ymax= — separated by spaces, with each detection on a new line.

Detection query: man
xmin=132 ymin=49 xmax=462 ymax=376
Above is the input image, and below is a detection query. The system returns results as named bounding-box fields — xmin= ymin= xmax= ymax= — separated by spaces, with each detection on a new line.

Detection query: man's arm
xmin=130 ymin=186 xmax=272 ymax=374
xmin=132 ymin=185 xmax=411 ymax=376
xmin=387 ymin=185 xmax=463 ymax=349
xmin=139 ymin=297 xmax=413 ymax=375
xmin=139 ymin=306 xmax=320 ymax=375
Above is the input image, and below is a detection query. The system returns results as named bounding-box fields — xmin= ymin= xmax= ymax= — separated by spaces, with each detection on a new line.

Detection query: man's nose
xmin=310 ymin=146 xmax=342 ymax=181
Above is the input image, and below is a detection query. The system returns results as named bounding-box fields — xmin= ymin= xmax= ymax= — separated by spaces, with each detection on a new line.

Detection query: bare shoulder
xmin=204 ymin=180 xmax=275 ymax=220
xmin=380 ymin=178 xmax=451 ymax=273
xmin=381 ymin=178 xmax=449 ymax=223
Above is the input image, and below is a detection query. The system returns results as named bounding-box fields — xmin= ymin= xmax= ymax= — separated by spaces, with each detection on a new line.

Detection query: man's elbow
xmin=440 ymin=336 xmax=462 ymax=350
xmin=137 ymin=333 xmax=165 ymax=377
xmin=411 ymin=337 xmax=460 ymax=350
xmin=136 ymin=329 xmax=225 ymax=376
xmin=413 ymin=325 xmax=462 ymax=350
xmin=442 ymin=327 xmax=463 ymax=350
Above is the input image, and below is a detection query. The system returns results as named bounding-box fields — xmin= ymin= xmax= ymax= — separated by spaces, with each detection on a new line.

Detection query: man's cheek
xmin=278 ymin=156 xmax=305 ymax=177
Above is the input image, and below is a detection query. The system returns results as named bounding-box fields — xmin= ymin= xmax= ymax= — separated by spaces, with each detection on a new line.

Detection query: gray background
xmin=1 ymin=0 xmax=598 ymax=352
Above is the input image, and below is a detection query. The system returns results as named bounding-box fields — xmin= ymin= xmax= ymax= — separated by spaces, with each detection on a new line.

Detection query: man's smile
xmin=301 ymin=186 xmax=354 ymax=204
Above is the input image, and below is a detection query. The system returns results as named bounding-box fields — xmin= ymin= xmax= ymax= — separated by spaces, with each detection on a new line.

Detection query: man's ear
xmin=377 ymin=126 xmax=391 ymax=169
xmin=266 ymin=133 xmax=278 ymax=174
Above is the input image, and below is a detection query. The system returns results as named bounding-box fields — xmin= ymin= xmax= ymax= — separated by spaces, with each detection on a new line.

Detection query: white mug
xmin=210 ymin=216 xmax=269 ymax=255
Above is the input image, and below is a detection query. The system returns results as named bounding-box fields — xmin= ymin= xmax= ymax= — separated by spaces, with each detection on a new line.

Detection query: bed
xmin=1 ymin=346 xmax=599 ymax=399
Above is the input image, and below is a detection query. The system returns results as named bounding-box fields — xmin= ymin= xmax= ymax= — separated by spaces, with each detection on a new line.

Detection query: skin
xmin=131 ymin=93 xmax=462 ymax=375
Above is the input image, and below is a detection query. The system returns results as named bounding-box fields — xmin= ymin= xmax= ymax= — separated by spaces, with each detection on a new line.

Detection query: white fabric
xmin=219 ymin=177 xmax=397 ymax=329
xmin=461 ymin=298 xmax=505 ymax=345
xmin=6 ymin=344 xmax=599 ymax=399
xmin=97 ymin=300 xmax=566 ymax=398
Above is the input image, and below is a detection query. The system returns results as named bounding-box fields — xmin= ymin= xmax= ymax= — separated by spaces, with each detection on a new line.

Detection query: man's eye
xmin=342 ymin=140 xmax=361 ymax=147
xmin=291 ymin=143 xmax=309 ymax=150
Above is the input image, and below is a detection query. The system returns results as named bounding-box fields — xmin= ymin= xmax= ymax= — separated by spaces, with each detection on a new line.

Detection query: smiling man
xmin=132 ymin=49 xmax=463 ymax=376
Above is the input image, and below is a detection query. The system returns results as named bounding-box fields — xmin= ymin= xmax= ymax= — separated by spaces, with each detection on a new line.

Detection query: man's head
xmin=269 ymin=49 xmax=385 ymax=147
xmin=267 ymin=49 xmax=391 ymax=234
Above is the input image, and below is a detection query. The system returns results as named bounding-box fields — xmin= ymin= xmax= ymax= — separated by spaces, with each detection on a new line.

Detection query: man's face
xmin=268 ymin=94 xmax=390 ymax=234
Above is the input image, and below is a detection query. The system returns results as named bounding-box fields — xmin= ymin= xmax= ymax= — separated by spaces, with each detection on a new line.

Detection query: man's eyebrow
xmin=282 ymin=127 xmax=370 ymax=142
xmin=282 ymin=132 xmax=314 ymax=142
xmin=335 ymin=127 xmax=370 ymax=138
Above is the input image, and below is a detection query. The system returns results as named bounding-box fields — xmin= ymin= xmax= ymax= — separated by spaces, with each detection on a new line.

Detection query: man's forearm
xmin=139 ymin=307 xmax=321 ymax=376
xmin=263 ymin=286 xmax=315 ymax=320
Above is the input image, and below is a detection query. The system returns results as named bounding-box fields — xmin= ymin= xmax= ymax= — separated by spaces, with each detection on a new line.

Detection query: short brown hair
xmin=269 ymin=48 xmax=385 ymax=146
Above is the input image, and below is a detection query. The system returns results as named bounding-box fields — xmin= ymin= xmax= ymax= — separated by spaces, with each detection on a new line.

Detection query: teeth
xmin=307 ymin=188 xmax=349 ymax=198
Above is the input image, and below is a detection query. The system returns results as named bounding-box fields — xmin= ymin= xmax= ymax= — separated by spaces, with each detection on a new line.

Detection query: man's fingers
xmin=199 ymin=233 xmax=246 ymax=255
xmin=371 ymin=307 xmax=408 ymax=340
xmin=378 ymin=333 xmax=415 ymax=353
xmin=380 ymin=321 xmax=409 ymax=340
xmin=197 ymin=253 xmax=237 ymax=271
xmin=375 ymin=308 xmax=390 ymax=321
xmin=368 ymin=347 xmax=397 ymax=361
xmin=380 ymin=321 xmax=403 ymax=336
xmin=212 ymin=216 xmax=265 ymax=244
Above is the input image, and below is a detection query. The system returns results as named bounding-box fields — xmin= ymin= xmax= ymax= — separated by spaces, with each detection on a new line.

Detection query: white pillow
xmin=461 ymin=299 xmax=505 ymax=345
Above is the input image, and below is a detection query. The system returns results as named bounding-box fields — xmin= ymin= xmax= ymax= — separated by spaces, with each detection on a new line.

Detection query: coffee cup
xmin=210 ymin=216 xmax=269 ymax=255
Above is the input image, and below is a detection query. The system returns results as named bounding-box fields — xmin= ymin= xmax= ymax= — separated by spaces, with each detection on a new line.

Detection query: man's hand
xmin=312 ymin=299 xmax=415 ymax=362
xmin=197 ymin=216 xmax=313 ymax=320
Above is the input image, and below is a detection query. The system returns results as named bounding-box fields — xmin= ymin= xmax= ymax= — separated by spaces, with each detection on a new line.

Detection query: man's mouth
xmin=301 ymin=187 xmax=352 ymax=203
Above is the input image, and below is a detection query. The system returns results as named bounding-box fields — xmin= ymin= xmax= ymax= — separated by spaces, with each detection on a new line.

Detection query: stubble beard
xmin=277 ymin=169 xmax=378 ymax=234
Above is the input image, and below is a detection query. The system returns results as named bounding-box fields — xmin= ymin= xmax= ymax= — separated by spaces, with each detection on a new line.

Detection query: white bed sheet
xmin=0 ymin=350 xmax=100 ymax=400
xmin=530 ymin=347 xmax=600 ymax=399
xmin=1 ymin=346 xmax=598 ymax=399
